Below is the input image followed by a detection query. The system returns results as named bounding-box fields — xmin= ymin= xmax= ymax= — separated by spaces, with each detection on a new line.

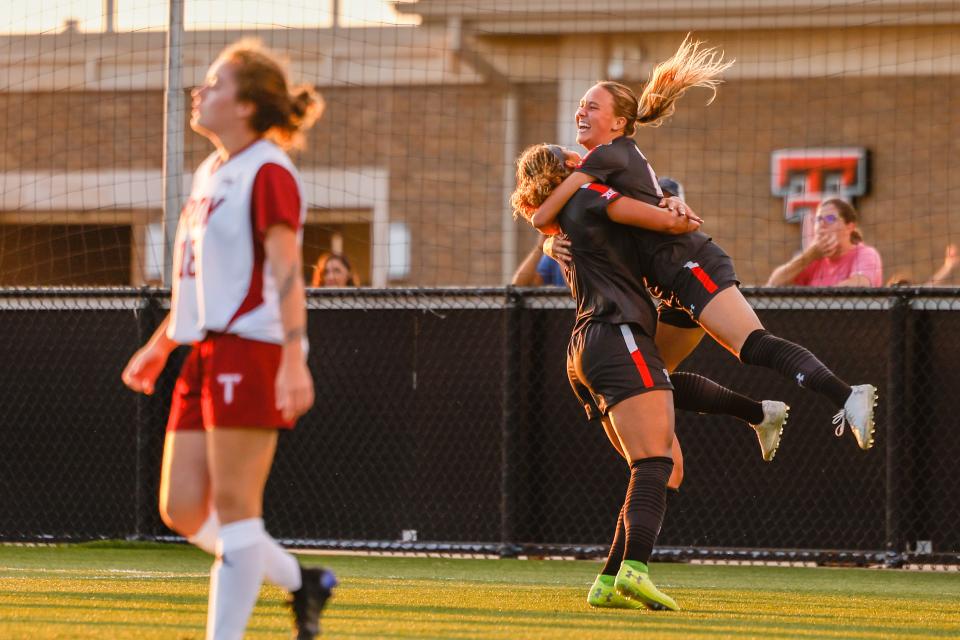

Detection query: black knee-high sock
xmin=604 ymin=487 xmax=680 ymax=575
xmin=623 ymin=456 xmax=674 ymax=565
xmin=671 ymin=371 xmax=765 ymax=424
xmin=600 ymin=506 xmax=625 ymax=577
xmin=739 ymin=329 xmax=851 ymax=408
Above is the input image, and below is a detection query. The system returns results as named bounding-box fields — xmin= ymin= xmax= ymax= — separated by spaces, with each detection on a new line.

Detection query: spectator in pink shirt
xmin=767 ymin=198 xmax=882 ymax=287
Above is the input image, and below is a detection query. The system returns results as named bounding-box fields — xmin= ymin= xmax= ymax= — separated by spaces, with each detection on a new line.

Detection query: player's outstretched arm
xmin=530 ymin=172 xmax=595 ymax=231
xmin=265 ymin=224 xmax=315 ymax=422
xmin=607 ymin=195 xmax=702 ymax=234
xmin=121 ymin=314 xmax=177 ymax=395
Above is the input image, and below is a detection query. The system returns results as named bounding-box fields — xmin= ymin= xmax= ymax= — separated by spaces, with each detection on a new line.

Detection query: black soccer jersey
xmin=577 ymin=135 xmax=664 ymax=206
xmin=576 ymin=136 xmax=710 ymax=293
xmin=558 ymin=183 xmax=658 ymax=337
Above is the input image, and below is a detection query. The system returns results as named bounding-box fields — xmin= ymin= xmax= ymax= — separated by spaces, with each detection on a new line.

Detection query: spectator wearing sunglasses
xmin=767 ymin=198 xmax=882 ymax=287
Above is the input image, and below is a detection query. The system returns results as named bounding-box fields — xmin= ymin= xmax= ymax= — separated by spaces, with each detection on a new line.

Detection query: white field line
xmin=0 ymin=566 xmax=208 ymax=579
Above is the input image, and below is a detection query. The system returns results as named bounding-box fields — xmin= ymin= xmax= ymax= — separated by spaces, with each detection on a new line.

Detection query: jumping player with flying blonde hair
xmin=526 ymin=36 xmax=875 ymax=451
xmin=122 ymin=39 xmax=335 ymax=639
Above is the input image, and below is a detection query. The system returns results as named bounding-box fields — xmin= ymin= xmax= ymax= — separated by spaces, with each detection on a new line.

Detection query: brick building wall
xmin=1 ymin=82 xmax=562 ymax=285
xmin=0 ymin=91 xmax=163 ymax=171
xmin=2 ymin=51 xmax=958 ymax=286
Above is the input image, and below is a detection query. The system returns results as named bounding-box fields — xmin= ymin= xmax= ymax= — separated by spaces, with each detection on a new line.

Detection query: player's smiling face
xmin=191 ymin=59 xmax=247 ymax=139
xmin=576 ymin=85 xmax=625 ymax=150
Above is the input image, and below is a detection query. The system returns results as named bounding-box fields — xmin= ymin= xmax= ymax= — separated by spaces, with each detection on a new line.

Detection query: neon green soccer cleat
xmin=614 ymin=560 xmax=680 ymax=611
xmin=587 ymin=574 xmax=645 ymax=609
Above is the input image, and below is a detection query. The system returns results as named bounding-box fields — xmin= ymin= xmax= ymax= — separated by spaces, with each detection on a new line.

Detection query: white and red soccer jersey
xmin=168 ymin=139 xmax=305 ymax=345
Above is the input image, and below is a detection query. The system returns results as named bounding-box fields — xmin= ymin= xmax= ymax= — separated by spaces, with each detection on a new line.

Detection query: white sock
xmin=188 ymin=512 xmax=219 ymax=555
xmin=263 ymin=535 xmax=302 ymax=591
xmin=206 ymin=518 xmax=266 ymax=640
xmin=189 ymin=510 xmax=301 ymax=591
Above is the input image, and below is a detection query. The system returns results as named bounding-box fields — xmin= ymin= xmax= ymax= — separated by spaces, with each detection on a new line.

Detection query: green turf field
xmin=1 ymin=542 xmax=958 ymax=639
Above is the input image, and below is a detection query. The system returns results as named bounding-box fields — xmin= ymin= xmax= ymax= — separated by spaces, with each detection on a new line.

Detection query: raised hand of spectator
xmin=926 ymin=243 xmax=959 ymax=286
xmin=807 ymin=231 xmax=839 ymax=260
xmin=944 ymin=244 xmax=958 ymax=271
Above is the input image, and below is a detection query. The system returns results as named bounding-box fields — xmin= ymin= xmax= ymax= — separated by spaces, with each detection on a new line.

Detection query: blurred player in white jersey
xmin=121 ymin=39 xmax=335 ymax=640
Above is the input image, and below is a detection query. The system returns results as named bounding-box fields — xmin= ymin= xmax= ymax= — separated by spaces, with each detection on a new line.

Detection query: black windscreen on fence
xmin=0 ymin=297 xmax=142 ymax=539
xmin=0 ymin=288 xmax=957 ymax=565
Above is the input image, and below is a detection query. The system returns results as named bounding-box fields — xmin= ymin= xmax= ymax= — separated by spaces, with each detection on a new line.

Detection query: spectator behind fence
xmin=658 ymin=176 xmax=685 ymax=202
xmin=311 ymin=251 xmax=360 ymax=287
xmin=767 ymin=198 xmax=882 ymax=287
xmin=511 ymin=233 xmax=570 ymax=286
xmin=887 ymin=243 xmax=959 ymax=287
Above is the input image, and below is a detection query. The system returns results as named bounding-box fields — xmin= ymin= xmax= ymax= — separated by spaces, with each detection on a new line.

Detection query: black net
xmin=1 ymin=287 xmax=958 ymax=566
xmin=660 ymin=293 xmax=891 ymax=553
xmin=0 ymin=291 xmax=143 ymax=539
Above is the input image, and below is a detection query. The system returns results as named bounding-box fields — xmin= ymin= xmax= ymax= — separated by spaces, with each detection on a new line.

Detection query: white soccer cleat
xmin=833 ymin=384 xmax=878 ymax=450
xmin=752 ymin=400 xmax=789 ymax=462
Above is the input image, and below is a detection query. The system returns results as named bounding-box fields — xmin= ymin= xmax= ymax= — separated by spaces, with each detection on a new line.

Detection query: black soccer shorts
xmin=567 ymin=321 xmax=673 ymax=421
xmin=658 ymin=241 xmax=739 ymax=322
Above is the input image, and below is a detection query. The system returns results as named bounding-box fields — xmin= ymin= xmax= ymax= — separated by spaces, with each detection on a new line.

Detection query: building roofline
xmin=395 ymin=0 xmax=960 ymax=32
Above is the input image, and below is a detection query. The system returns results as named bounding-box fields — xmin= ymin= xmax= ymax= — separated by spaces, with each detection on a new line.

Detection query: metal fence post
xmin=132 ymin=291 xmax=147 ymax=540
xmin=500 ymin=286 xmax=523 ymax=557
xmin=884 ymin=292 xmax=910 ymax=567
xmin=162 ymin=0 xmax=185 ymax=285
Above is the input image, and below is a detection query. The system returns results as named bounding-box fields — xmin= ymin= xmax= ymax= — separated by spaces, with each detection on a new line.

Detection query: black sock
xmin=739 ymin=329 xmax=851 ymax=408
xmin=622 ymin=456 xmax=674 ymax=565
xmin=600 ymin=506 xmax=625 ymax=577
xmin=671 ymin=371 xmax=764 ymax=424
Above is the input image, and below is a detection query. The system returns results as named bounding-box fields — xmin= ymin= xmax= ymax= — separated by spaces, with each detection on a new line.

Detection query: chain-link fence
xmin=4 ymin=7 xmax=960 ymax=289
xmin=1 ymin=287 xmax=957 ymax=566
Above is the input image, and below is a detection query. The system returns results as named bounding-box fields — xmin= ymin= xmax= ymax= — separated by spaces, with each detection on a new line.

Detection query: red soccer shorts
xmin=166 ymin=333 xmax=296 ymax=431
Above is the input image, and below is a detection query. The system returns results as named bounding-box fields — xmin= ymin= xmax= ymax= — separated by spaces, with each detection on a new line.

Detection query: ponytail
xmin=221 ymin=38 xmax=325 ymax=150
xmin=637 ymin=34 xmax=733 ymax=128
xmin=596 ymin=34 xmax=732 ymax=137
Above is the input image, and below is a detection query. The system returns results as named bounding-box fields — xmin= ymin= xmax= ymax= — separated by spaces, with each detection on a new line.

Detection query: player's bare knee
xmin=211 ymin=487 xmax=258 ymax=523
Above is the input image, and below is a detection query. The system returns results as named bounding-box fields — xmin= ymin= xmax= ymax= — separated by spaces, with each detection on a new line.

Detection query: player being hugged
xmin=121 ymin=39 xmax=335 ymax=640
xmin=512 ymin=144 xmax=706 ymax=612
